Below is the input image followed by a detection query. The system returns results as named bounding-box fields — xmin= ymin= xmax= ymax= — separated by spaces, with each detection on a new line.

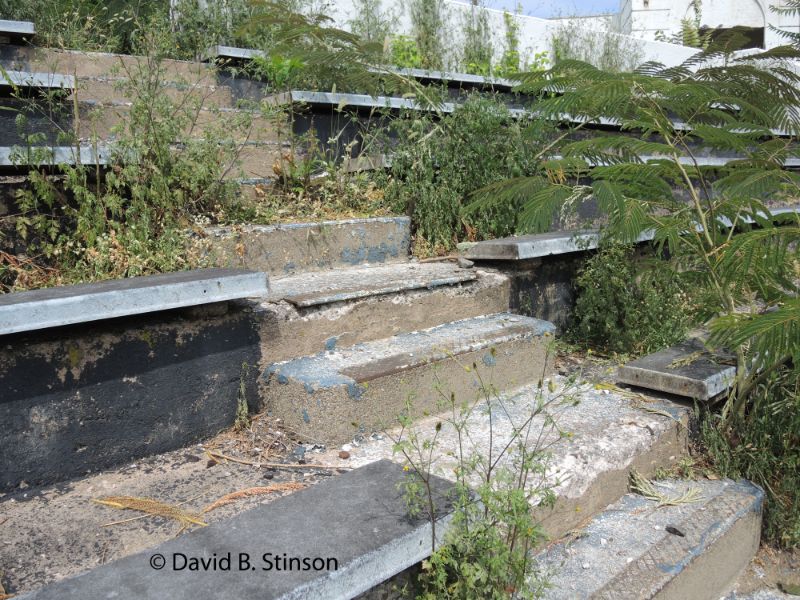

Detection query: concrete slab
xmin=317 ymin=375 xmax=690 ymax=541
xmin=368 ymin=65 xmax=517 ymax=91
xmin=0 ymin=70 xmax=74 ymax=90
xmin=464 ymin=230 xmax=655 ymax=261
xmin=535 ymin=478 xmax=764 ymax=600
xmin=19 ymin=460 xmax=457 ymax=600
xmin=0 ymin=20 xmax=35 ymax=43
xmin=618 ymin=338 xmax=736 ymax=400
xmin=262 ymin=313 xmax=556 ymax=444
xmin=267 ymin=261 xmax=477 ymax=307
xmin=205 ymin=217 xmax=411 ymax=276
xmin=0 ymin=268 xmax=268 ymax=336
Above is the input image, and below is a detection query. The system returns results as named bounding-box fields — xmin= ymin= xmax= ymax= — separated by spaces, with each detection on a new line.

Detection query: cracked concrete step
xmin=323 ymin=375 xmax=690 ymax=541
xmin=535 ymin=478 xmax=764 ymax=600
xmin=17 ymin=460 xmax=457 ymax=600
xmin=266 ymin=261 xmax=477 ymax=307
xmin=261 ymin=313 xmax=556 ymax=445
xmin=255 ymin=264 xmax=510 ymax=365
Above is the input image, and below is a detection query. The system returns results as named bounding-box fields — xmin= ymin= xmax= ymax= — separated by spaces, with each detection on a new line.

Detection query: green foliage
xmin=551 ymin=19 xmax=644 ymax=73
xmin=570 ymin=244 xmax=695 ymax=355
xmin=461 ymin=2 xmax=493 ymax=76
xmin=383 ymin=97 xmax=553 ymax=254
xmin=495 ymin=10 xmax=521 ymax=77
xmin=390 ymin=35 xmax=424 ymax=69
xmin=2 ymin=26 xmax=250 ymax=290
xmin=348 ymin=0 xmax=395 ymax=46
xmin=655 ymin=0 xmax=712 ymax=49
xmin=702 ymin=369 xmax=800 ymax=548
xmin=409 ymin=0 xmax=447 ymax=70
xmin=392 ymin=347 xmax=572 ymax=598
xmin=470 ymin=47 xmax=800 ymax=423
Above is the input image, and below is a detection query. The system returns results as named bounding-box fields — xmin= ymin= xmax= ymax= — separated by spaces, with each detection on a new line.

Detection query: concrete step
xmin=261 ymin=313 xmax=555 ymax=445
xmin=205 ymin=217 xmax=411 ymax=277
xmin=321 ymin=375 xmax=690 ymax=542
xmin=534 ymin=478 xmax=764 ymax=600
xmin=256 ymin=262 xmax=510 ymax=364
xmin=11 ymin=460 xmax=456 ymax=600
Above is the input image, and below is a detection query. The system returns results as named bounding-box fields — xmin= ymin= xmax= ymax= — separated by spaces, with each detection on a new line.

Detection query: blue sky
xmin=461 ymin=0 xmax=621 ymax=18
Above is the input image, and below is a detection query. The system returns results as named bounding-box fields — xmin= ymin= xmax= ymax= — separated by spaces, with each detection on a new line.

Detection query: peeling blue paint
xmin=302 ymin=409 xmax=310 ymax=423
xmin=324 ymin=336 xmax=338 ymax=352
xmin=482 ymin=353 xmax=497 ymax=367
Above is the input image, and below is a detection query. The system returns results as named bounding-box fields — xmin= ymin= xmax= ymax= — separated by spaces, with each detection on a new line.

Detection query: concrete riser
xmin=262 ymin=336 xmax=552 ymax=445
xmin=257 ymin=273 xmax=511 ymax=364
xmin=205 ymin=218 xmax=412 ymax=277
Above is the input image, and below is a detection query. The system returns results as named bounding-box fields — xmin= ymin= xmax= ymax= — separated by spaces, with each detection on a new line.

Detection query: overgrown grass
xmin=701 ymin=369 xmax=800 ymax=548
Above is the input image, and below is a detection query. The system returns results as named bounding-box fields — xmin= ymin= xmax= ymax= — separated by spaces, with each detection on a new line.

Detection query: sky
xmin=464 ymin=0 xmax=622 ymax=18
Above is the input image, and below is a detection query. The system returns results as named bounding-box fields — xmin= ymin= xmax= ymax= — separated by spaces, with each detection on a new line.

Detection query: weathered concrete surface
xmin=205 ymin=217 xmax=411 ymax=276
xmin=267 ymin=261 xmax=476 ymax=307
xmin=257 ymin=267 xmax=511 ymax=364
xmin=535 ymin=478 xmax=764 ymax=600
xmin=318 ymin=376 xmax=690 ymax=541
xmin=618 ymin=338 xmax=736 ymax=400
xmin=0 ymin=20 xmax=34 ymax=43
xmin=0 ymin=268 xmax=268 ymax=336
xmin=0 ymin=70 xmax=74 ymax=90
xmin=262 ymin=314 xmax=556 ymax=444
xmin=19 ymin=460 xmax=456 ymax=600
xmin=0 ymin=302 xmax=260 ymax=491
xmin=465 ymin=230 xmax=655 ymax=261
xmin=0 ymin=439 xmax=339 ymax=596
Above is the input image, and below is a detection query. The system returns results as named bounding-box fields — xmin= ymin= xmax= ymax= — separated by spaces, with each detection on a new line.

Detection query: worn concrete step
xmin=0 ymin=20 xmax=35 ymax=45
xmin=534 ymin=478 xmax=764 ymax=600
xmin=255 ymin=263 xmax=510 ymax=364
xmin=618 ymin=338 xmax=736 ymax=401
xmin=6 ymin=460 xmax=456 ymax=600
xmin=205 ymin=217 xmax=411 ymax=277
xmin=323 ymin=375 xmax=690 ymax=542
xmin=262 ymin=313 xmax=556 ymax=445
xmin=266 ymin=261 xmax=476 ymax=307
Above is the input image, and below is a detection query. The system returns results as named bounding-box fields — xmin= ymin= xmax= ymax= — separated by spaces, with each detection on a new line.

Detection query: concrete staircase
xmin=1 ymin=214 xmax=765 ymax=599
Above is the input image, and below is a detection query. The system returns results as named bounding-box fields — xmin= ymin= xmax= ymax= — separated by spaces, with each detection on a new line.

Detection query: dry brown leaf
xmin=203 ymin=484 xmax=306 ymax=514
xmin=93 ymin=496 xmax=207 ymax=528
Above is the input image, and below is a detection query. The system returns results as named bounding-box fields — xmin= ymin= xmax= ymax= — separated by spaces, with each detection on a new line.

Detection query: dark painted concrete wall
xmin=0 ymin=301 xmax=260 ymax=492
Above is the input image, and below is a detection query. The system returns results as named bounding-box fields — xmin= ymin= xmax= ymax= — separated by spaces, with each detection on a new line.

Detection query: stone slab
xmin=368 ymin=65 xmax=517 ymax=90
xmin=0 ymin=268 xmax=268 ymax=336
xmin=535 ymin=478 xmax=764 ymax=600
xmin=205 ymin=217 xmax=411 ymax=276
xmin=0 ymin=70 xmax=74 ymax=90
xmin=267 ymin=261 xmax=477 ymax=307
xmin=618 ymin=338 xmax=736 ymax=400
xmin=19 ymin=460 xmax=457 ymax=600
xmin=319 ymin=375 xmax=690 ymax=541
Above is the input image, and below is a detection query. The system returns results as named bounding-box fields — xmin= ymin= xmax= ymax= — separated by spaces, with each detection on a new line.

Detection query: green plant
xmin=391 ymin=345 xmax=574 ymax=598
xmin=235 ymin=363 xmax=252 ymax=431
xmin=702 ymin=368 xmax=800 ymax=547
xmin=655 ymin=0 xmax=713 ymax=49
xmin=470 ymin=45 xmax=800 ymax=424
xmin=551 ymin=18 xmax=644 ymax=73
xmin=2 ymin=22 xmax=252 ymax=291
xmin=461 ymin=1 xmax=493 ymax=76
xmin=390 ymin=35 xmax=424 ymax=69
xmin=495 ymin=9 xmax=521 ymax=77
xmin=570 ymin=244 xmax=695 ymax=355
xmin=384 ymin=97 xmax=555 ymax=253
xmin=409 ymin=0 xmax=447 ymax=70
xmin=348 ymin=0 xmax=395 ymax=47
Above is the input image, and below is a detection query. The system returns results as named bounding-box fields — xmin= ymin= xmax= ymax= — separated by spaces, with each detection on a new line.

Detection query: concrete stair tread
xmin=0 ymin=437 xmax=351 ymax=596
xmin=266 ymin=313 xmax=553 ymax=386
xmin=535 ymin=478 xmax=764 ymax=599
xmin=315 ymin=376 xmax=690 ymax=540
xmin=618 ymin=338 xmax=736 ymax=400
xmin=266 ymin=261 xmax=477 ymax=307
xmin=16 ymin=460 xmax=456 ymax=600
